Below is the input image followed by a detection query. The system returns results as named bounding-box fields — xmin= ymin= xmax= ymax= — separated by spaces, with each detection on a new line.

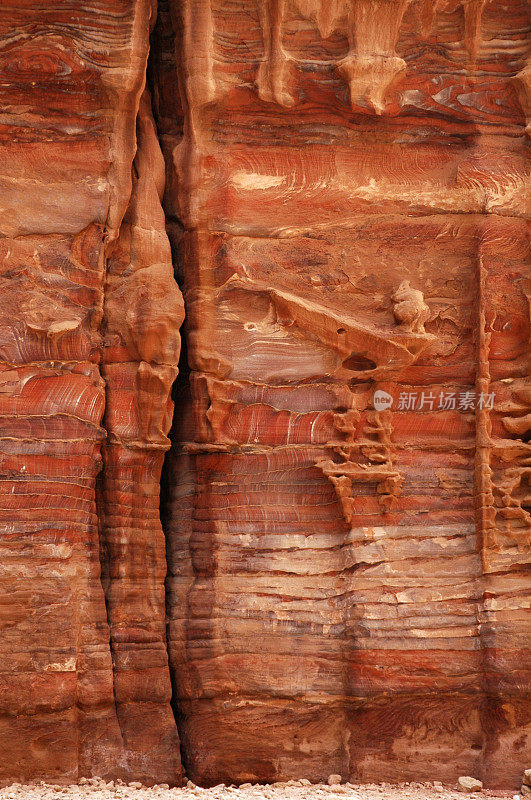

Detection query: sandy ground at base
xmin=0 ymin=780 xmax=523 ymax=800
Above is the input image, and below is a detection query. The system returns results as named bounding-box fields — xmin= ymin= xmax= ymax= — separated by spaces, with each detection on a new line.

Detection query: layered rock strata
xmin=0 ymin=0 xmax=529 ymax=791
xmin=155 ymin=0 xmax=530 ymax=788
xmin=0 ymin=0 xmax=182 ymax=786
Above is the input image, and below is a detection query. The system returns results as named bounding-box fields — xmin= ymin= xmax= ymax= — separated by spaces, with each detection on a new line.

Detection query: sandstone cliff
xmin=0 ymin=0 xmax=529 ymax=790
xmin=0 ymin=0 xmax=182 ymax=786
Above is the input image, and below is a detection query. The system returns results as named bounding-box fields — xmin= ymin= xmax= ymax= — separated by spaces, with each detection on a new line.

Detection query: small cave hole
xmin=343 ymin=354 xmax=377 ymax=371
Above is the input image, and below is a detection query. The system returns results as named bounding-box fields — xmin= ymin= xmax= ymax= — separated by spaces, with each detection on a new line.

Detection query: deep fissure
xmin=148 ymin=2 xmax=192 ymax=775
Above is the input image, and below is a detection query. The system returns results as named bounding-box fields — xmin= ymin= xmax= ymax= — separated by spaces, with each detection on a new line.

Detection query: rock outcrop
xmin=0 ymin=0 xmax=182 ymax=787
xmin=156 ymin=0 xmax=530 ymax=788
xmin=0 ymin=0 xmax=529 ymax=790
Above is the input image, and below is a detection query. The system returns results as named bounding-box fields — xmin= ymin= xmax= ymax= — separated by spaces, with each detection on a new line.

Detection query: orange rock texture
xmin=0 ymin=0 xmax=529 ymax=791
xmin=0 ymin=0 xmax=182 ymax=787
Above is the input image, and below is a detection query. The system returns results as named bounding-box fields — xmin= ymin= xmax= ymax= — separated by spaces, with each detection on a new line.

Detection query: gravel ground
xmin=0 ymin=779 xmax=521 ymax=800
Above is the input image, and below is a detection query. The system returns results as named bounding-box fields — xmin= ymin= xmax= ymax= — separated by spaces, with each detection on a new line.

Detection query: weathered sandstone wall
xmin=0 ymin=0 xmax=182 ymax=786
xmin=0 ymin=0 xmax=529 ymax=790
xmin=155 ymin=0 xmax=530 ymax=787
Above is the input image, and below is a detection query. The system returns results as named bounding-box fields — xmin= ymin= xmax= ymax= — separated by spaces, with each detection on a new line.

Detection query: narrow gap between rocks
xmin=147 ymin=3 xmax=193 ymax=778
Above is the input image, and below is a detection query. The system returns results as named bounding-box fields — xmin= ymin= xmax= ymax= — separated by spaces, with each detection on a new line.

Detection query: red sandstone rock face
xmin=0 ymin=0 xmax=182 ymax=787
xmin=154 ymin=0 xmax=530 ymax=788
xmin=0 ymin=0 xmax=529 ymax=791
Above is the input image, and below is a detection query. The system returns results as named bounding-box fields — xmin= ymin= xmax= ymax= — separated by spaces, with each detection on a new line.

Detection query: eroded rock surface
xmin=155 ymin=0 xmax=530 ymax=788
xmin=0 ymin=0 xmax=182 ymax=787
xmin=0 ymin=0 xmax=529 ymax=791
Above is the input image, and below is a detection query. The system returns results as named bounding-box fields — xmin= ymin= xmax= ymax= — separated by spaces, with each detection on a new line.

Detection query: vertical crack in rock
xmin=97 ymin=1 xmax=185 ymax=784
xmin=158 ymin=337 xmax=194 ymax=778
xmin=148 ymin=3 xmax=194 ymax=775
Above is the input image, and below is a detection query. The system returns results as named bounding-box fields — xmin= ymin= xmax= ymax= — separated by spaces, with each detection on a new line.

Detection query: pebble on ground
xmin=0 ymin=778 xmax=520 ymax=800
